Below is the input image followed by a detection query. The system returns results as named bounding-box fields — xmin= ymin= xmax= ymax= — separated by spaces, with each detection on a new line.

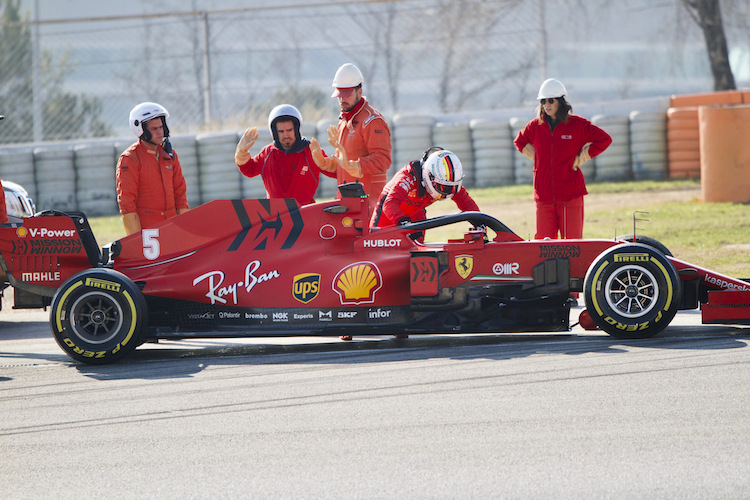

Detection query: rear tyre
xmin=583 ymin=243 xmax=680 ymax=339
xmin=50 ymin=269 xmax=147 ymax=364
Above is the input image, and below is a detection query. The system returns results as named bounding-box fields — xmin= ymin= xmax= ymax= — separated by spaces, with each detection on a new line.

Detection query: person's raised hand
xmin=310 ymin=138 xmax=337 ymax=172
xmin=235 ymin=127 xmax=259 ymax=165
xmin=327 ymin=125 xmax=362 ymax=178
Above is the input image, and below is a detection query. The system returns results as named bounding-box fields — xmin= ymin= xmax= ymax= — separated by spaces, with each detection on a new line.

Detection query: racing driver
xmin=370 ymin=148 xmax=480 ymax=233
xmin=235 ymin=105 xmax=338 ymax=206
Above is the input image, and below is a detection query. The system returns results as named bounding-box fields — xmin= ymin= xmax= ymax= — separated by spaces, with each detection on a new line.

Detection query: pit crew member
xmin=235 ymin=104 xmax=338 ymax=206
xmin=117 ymin=102 xmax=189 ymax=235
xmin=514 ymin=78 xmax=611 ymax=239
xmin=327 ymin=63 xmax=392 ymax=212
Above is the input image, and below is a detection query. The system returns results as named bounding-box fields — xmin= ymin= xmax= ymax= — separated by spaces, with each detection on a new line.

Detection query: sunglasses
xmin=540 ymin=98 xmax=558 ymax=105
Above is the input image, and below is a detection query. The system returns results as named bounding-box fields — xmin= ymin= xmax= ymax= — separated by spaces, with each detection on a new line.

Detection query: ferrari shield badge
xmin=455 ymin=255 xmax=473 ymax=279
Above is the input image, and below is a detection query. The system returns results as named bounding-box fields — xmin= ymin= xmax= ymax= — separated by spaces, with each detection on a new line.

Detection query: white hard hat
xmin=537 ymin=78 xmax=567 ymax=100
xmin=422 ymin=150 xmax=464 ymax=200
xmin=129 ymin=102 xmax=169 ymax=138
xmin=331 ymin=63 xmax=364 ymax=97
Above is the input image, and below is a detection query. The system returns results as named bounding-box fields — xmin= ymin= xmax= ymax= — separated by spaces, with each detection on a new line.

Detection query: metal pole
xmin=539 ymin=0 xmax=547 ymax=81
xmin=201 ymin=12 xmax=212 ymax=126
xmin=32 ymin=0 xmax=43 ymax=142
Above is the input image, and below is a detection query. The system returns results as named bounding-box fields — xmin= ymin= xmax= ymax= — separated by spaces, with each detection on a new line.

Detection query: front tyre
xmin=50 ymin=269 xmax=147 ymax=364
xmin=583 ymin=243 xmax=680 ymax=339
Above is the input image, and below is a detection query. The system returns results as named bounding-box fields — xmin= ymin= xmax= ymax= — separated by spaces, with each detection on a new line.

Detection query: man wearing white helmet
xmin=235 ymin=104 xmax=338 ymax=206
xmin=117 ymin=102 xmax=189 ymax=235
xmin=327 ymin=63 xmax=392 ymax=212
xmin=370 ymin=147 xmax=479 ymax=231
xmin=514 ymin=78 xmax=611 ymax=240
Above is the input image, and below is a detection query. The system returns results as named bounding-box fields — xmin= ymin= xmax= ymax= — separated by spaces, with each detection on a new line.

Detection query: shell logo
xmin=16 ymin=227 xmax=28 ymax=237
xmin=333 ymin=261 xmax=382 ymax=305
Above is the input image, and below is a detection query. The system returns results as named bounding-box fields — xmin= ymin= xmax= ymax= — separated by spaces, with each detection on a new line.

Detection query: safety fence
xmin=3 ymin=0 xmax=745 ymax=147
xmin=0 ymin=0 xmax=541 ymax=144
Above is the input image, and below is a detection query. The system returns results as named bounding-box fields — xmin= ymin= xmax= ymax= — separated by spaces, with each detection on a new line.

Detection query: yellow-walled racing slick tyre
xmin=50 ymin=269 xmax=148 ymax=364
xmin=583 ymin=243 xmax=680 ymax=339
xmin=616 ymin=233 xmax=672 ymax=257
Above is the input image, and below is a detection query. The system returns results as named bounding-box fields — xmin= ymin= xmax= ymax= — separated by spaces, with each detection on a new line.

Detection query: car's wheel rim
xmin=604 ymin=265 xmax=658 ymax=318
xmin=69 ymin=291 xmax=124 ymax=344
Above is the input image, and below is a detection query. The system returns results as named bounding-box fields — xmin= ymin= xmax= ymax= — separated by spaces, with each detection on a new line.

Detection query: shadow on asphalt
xmin=71 ymin=323 xmax=750 ymax=381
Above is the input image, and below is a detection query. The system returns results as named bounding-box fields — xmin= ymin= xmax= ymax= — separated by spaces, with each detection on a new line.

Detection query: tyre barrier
xmin=592 ymin=114 xmax=631 ymax=181
xmin=5 ymin=107 xmax=690 ymax=219
xmin=470 ymin=118 xmax=514 ymax=187
xmin=315 ymin=119 xmax=339 ymax=200
xmin=629 ymin=111 xmax=667 ymax=181
xmin=170 ymin=135 xmax=201 ymax=208
xmin=509 ymin=117 xmax=533 ymax=185
xmin=239 ymin=128 xmax=270 ymax=200
xmin=433 ymin=121 xmax=474 ymax=187
xmin=666 ymin=107 xmax=700 ymax=179
xmin=196 ymin=131 xmax=242 ymax=203
xmin=392 ymin=114 xmax=433 ymax=178
xmin=112 ymin=140 xmax=135 ymax=215
xmin=34 ymin=144 xmax=77 ymax=212
xmin=0 ymin=145 xmax=37 ymax=201
xmin=74 ymin=141 xmax=118 ymax=216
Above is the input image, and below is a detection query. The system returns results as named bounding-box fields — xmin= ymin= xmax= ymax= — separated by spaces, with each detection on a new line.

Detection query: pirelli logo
xmin=85 ymin=277 xmax=121 ymax=292
xmin=614 ymin=253 xmax=650 ymax=263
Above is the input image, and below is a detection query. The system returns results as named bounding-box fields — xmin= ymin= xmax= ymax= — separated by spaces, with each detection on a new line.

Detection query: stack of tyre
xmin=432 ymin=121 xmax=474 ymax=187
xmin=170 ymin=135 xmax=201 ymax=207
xmin=470 ymin=118 xmax=514 ymax=187
xmin=666 ymin=107 xmax=700 ymax=179
xmin=591 ymin=114 xmax=631 ymax=181
xmin=34 ymin=144 xmax=77 ymax=212
xmin=196 ymin=131 xmax=242 ymax=203
xmin=240 ymin=127 xmax=269 ymax=199
xmin=509 ymin=117 xmax=533 ymax=185
xmin=315 ymin=119 xmax=339 ymax=199
xmin=628 ymin=111 xmax=668 ymax=180
xmin=0 ymin=145 xmax=37 ymax=201
xmin=73 ymin=141 xmax=118 ymax=216
xmin=391 ymin=114 xmax=434 ymax=178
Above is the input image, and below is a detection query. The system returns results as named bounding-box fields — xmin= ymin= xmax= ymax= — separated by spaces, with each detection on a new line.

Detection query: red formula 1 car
xmin=1 ymin=184 xmax=749 ymax=364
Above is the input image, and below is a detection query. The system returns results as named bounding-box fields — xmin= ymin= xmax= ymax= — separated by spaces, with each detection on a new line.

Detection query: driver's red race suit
xmin=370 ymin=162 xmax=479 ymax=228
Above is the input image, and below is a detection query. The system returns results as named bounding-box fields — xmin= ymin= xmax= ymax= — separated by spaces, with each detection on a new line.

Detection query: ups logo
xmin=293 ymin=273 xmax=320 ymax=303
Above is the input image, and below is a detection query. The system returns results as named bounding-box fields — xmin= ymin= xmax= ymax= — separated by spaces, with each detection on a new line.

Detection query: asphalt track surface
xmin=2 ymin=307 xmax=750 ymax=499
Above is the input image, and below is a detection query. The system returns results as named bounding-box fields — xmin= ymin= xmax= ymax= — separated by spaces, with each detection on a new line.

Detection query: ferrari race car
xmin=0 ymin=183 xmax=749 ymax=364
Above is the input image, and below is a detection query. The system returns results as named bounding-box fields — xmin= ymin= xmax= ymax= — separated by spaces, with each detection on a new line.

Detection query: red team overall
xmin=235 ymin=105 xmax=338 ymax=206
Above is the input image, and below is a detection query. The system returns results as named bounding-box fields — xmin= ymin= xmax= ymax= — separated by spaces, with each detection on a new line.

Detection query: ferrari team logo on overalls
xmin=455 ymin=255 xmax=473 ymax=279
